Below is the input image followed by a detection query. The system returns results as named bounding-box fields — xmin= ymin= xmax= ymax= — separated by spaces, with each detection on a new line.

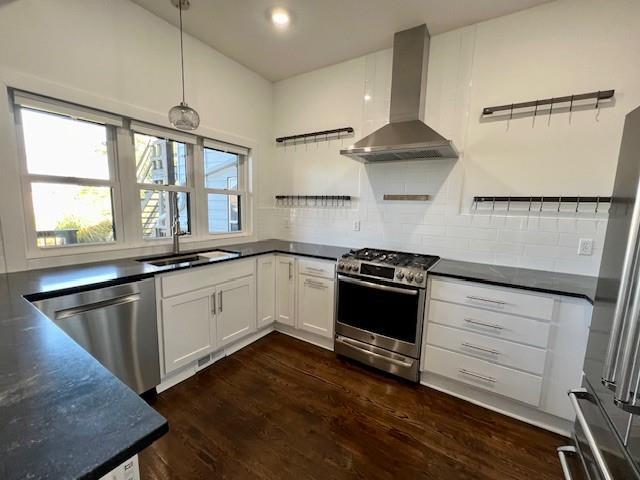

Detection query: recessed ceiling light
xmin=271 ymin=8 xmax=290 ymax=28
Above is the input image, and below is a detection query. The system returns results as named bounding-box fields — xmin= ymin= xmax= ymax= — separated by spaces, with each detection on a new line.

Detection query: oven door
xmin=335 ymin=274 xmax=425 ymax=357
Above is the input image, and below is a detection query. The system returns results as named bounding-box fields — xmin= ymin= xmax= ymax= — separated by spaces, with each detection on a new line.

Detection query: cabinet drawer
xmin=428 ymin=300 xmax=551 ymax=348
xmin=430 ymin=278 xmax=554 ymax=321
xmin=425 ymin=345 xmax=543 ymax=406
xmin=161 ymin=259 xmax=255 ymax=298
xmin=297 ymin=258 xmax=335 ymax=279
xmin=426 ymin=323 xmax=547 ymax=375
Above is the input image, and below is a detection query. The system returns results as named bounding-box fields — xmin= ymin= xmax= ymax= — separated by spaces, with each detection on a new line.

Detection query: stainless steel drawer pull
xmin=461 ymin=342 xmax=500 ymax=355
xmin=305 ymin=280 xmax=327 ymax=289
xmin=218 ymin=291 xmax=223 ymax=313
xmin=466 ymin=295 xmax=507 ymax=305
xmin=568 ymin=389 xmax=613 ymax=480
xmin=464 ymin=318 xmax=504 ymax=330
xmin=54 ymin=294 xmax=140 ymax=320
xmin=459 ymin=368 xmax=496 ymax=383
xmin=211 ymin=293 xmax=216 ymax=315
xmin=306 ymin=267 xmax=326 ymax=273
xmin=557 ymin=446 xmax=577 ymax=480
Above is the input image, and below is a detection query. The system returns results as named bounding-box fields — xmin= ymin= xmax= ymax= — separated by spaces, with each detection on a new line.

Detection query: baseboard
xmin=420 ymin=372 xmax=572 ymax=437
xmin=274 ymin=323 xmax=334 ymax=351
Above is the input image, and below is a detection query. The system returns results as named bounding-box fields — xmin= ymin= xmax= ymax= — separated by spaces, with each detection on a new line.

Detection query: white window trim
xmin=14 ymin=104 xmax=125 ymax=259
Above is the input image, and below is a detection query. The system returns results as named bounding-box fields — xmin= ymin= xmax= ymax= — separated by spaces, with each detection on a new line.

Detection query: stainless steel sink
xmin=138 ymin=250 xmax=238 ymax=267
xmin=142 ymin=254 xmax=207 ymax=267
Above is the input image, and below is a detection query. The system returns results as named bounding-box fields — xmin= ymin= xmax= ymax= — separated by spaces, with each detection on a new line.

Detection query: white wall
xmin=0 ymin=0 xmax=273 ymax=272
xmin=260 ymin=0 xmax=640 ymax=276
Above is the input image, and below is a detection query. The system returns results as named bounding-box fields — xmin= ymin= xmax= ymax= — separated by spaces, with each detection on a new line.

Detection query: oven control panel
xmin=337 ymin=261 xmax=426 ymax=287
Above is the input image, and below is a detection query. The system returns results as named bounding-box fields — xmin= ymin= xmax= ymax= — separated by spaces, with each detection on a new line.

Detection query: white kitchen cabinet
xmin=216 ymin=276 xmax=256 ymax=347
xmin=257 ymin=255 xmax=276 ymax=328
xmin=423 ymin=275 xmax=592 ymax=426
xmin=297 ymin=275 xmax=335 ymax=338
xmin=276 ymin=256 xmax=296 ymax=326
xmin=161 ymin=286 xmax=216 ymax=374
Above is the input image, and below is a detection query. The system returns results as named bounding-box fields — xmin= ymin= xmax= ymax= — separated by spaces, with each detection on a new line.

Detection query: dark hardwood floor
xmin=139 ymin=332 xmax=566 ymax=479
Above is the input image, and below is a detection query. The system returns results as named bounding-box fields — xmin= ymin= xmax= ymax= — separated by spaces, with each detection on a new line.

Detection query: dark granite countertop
xmin=429 ymin=259 xmax=598 ymax=303
xmin=0 ymin=239 xmax=348 ymax=479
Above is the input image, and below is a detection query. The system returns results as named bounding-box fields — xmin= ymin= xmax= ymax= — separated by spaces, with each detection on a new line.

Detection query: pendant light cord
xmin=178 ymin=0 xmax=186 ymax=104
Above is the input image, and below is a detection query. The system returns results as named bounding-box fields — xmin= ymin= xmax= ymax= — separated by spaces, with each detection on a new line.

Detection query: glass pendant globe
xmin=169 ymin=102 xmax=200 ymax=130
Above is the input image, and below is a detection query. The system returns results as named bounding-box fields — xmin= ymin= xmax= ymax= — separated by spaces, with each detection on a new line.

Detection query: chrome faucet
xmin=170 ymin=191 xmax=187 ymax=255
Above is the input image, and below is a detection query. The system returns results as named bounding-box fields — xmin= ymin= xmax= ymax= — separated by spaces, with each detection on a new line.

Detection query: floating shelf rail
xmin=275 ymin=195 xmax=353 ymax=208
xmin=482 ymin=90 xmax=614 ymax=116
xmin=276 ymin=127 xmax=354 ymax=145
xmin=473 ymin=196 xmax=611 ymax=213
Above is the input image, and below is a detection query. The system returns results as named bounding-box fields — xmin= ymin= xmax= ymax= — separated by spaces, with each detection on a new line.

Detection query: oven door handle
xmin=336 ymin=336 xmax=415 ymax=368
xmin=337 ymin=275 xmax=418 ymax=295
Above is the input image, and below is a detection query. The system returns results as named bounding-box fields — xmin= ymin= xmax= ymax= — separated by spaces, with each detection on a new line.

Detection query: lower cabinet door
xmin=257 ymin=255 xmax=276 ymax=328
xmin=276 ymin=256 xmax=296 ymax=326
xmin=297 ymin=274 xmax=335 ymax=338
xmin=161 ymin=287 xmax=216 ymax=374
xmin=216 ymin=276 xmax=256 ymax=347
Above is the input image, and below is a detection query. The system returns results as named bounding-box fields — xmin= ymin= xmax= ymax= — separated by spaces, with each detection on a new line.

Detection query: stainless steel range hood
xmin=341 ymin=24 xmax=458 ymax=163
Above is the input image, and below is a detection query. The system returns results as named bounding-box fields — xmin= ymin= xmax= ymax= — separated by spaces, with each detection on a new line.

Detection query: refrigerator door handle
xmin=556 ymin=446 xmax=577 ymax=480
xmin=569 ymin=389 xmax=614 ymax=480
xmin=613 ymin=270 xmax=640 ymax=412
xmin=603 ymin=195 xmax=640 ymax=388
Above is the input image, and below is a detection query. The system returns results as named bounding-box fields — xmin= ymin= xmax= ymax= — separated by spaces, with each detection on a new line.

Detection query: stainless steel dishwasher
xmin=33 ymin=278 xmax=161 ymax=394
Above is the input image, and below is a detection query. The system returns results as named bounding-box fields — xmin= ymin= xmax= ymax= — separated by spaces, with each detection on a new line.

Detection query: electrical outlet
xmin=578 ymin=238 xmax=594 ymax=256
xmin=353 ymin=220 xmax=361 ymax=231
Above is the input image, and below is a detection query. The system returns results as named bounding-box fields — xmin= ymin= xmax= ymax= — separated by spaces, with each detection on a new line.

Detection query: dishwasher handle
xmin=54 ymin=294 xmax=141 ymax=320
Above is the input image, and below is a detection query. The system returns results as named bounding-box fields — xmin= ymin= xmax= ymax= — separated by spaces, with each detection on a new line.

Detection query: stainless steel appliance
xmin=558 ymin=106 xmax=640 ymax=479
xmin=334 ymin=248 xmax=439 ymax=381
xmin=33 ymin=279 xmax=161 ymax=394
xmin=340 ymin=24 xmax=458 ymax=163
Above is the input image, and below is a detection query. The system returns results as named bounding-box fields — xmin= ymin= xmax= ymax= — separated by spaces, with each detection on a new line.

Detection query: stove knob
xmin=396 ymin=271 xmax=404 ymax=280
xmin=337 ymin=262 xmax=344 ymax=270
xmin=416 ymin=273 xmax=425 ymax=284
xmin=351 ymin=264 xmax=359 ymax=272
xmin=406 ymin=272 xmax=415 ymax=282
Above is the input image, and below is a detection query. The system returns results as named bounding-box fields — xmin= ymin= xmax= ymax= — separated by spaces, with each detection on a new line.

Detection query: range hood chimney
xmin=341 ymin=24 xmax=458 ymax=163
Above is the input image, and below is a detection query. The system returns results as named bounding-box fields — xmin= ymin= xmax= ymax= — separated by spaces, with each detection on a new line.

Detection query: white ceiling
xmin=131 ymin=0 xmax=554 ymax=81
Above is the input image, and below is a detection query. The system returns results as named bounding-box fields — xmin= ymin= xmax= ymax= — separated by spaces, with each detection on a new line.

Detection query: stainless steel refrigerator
xmin=559 ymin=105 xmax=640 ymax=480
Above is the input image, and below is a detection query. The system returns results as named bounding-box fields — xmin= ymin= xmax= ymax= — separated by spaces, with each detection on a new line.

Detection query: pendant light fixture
xmin=168 ymin=0 xmax=200 ymax=130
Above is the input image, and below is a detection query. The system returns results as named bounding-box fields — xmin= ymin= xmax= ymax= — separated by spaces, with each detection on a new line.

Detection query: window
xmin=12 ymin=90 xmax=251 ymax=256
xmin=17 ymin=104 xmax=119 ymax=248
xmin=133 ymin=124 xmax=194 ymax=240
xmin=203 ymin=140 xmax=247 ymax=233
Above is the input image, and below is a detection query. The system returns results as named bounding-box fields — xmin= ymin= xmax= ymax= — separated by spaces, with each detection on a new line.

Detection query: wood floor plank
xmin=140 ymin=332 xmax=566 ymax=479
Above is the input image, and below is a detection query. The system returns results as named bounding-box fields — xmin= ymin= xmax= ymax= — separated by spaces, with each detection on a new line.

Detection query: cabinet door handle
xmin=211 ymin=293 xmax=216 ymax=315
xmin=461 ymin=342 xmax=500 ymax=355
xmin=459 ymin=368 xmax=496 ymax=383
xmin=218 ymin=291 xmax=223 ymax=313
xmin=464 ymin=318 xmax=504 ymax=330
xmin=289 ymin=263 xmax=293 ymax=280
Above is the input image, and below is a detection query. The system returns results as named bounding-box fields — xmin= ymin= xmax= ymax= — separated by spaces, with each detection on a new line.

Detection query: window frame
xmin=131 ymin=123 xmax=196 ymax=242
xmin=201 ymin=139 xmax=248 ymax=236
xmin=13 ymin=101 xmax=125 ymax=257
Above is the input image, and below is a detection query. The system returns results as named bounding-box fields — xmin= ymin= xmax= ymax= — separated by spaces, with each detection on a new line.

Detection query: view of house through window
xmin=20 ymin=108 xmax=116 ymax=247
xmin=204 ymin=147 xmax=243 ymax=233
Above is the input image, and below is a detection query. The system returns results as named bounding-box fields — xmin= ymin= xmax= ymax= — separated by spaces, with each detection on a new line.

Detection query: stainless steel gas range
xmin=334 ymin=248 xmax=439 ymax=382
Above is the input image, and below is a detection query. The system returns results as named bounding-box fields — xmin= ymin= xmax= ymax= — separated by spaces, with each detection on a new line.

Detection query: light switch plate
xmin=353 ymin=220 xmax=361 ymax=231
xmin=578 ymin=238 xmax=594 ymax=256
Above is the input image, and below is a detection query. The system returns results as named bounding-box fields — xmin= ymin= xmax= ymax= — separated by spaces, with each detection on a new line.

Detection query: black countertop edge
xmin=429 ymin=270 xmax=594 ymax=304
xmin=428 ymin=258 xmax=597 ymax=304
xmin=85 ymin=422 xmax=169 ymax=480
